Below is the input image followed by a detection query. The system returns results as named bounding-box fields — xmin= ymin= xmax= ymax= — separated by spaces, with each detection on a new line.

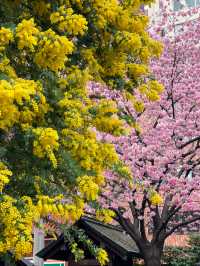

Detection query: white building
xmin=147 ymin=0 xmax=200 ymax=17
xmin=146 ymin=0 xmax=200 ymax=32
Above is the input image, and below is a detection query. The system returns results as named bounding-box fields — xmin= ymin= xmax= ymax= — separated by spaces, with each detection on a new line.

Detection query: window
xmin=173 ymin=0 xmax=200 ymax=11
xmin=174 ymin=0 xmax=185 ymax=11
xmin=186 ymin=0 xmax=195 ymax=7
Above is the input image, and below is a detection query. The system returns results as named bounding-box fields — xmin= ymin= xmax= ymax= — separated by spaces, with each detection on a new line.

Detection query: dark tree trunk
xmin=112 ymin=255 xmax=133 ymax=266
xmin=144 ymin=257 xmax=161 ymax=266
xmin=142 ymin=244 xmax=162 ymax=266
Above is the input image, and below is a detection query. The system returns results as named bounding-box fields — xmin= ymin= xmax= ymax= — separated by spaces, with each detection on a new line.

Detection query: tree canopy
xmin=0 ymin=0 xmax=162 ymax=262
xmin=93 ymin=11 xmax=200 ymax=266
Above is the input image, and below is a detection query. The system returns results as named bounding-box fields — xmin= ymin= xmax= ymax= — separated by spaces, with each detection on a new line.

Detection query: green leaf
xmin=0 ymin=147 xmax=7 ymax=158
xmin=0 ymin=73 xmax=10 ymax=81
xmin=1 ymin=22 xmax=16 ymax=31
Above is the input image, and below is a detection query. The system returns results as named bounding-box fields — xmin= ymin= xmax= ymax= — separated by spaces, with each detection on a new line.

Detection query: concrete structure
xmin=33 ymin=220 xmax=45 ymax=266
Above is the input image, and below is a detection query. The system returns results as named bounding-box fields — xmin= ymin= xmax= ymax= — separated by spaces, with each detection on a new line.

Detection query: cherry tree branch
xmin=178 ymin=136 xmax=200 ymax=149
xmin=164 ymin=216 xmax=200 ymax=240
xmin=139 ymin=192 xmax=148 ymax=241
xmin=110 ymin=207 xmax=141 ymax=244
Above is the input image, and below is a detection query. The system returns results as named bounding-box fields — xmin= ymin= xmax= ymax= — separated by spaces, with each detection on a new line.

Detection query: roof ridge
xmin=81 ymin=216 xmax=124 ymax=232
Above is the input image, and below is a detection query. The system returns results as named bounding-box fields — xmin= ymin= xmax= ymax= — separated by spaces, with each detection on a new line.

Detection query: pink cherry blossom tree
xmin=89 ymin=12 xmax=200 ymax=266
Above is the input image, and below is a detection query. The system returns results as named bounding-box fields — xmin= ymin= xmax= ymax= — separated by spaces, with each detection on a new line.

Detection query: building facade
xmin=146 ymin=0 xmax=200 ymax=32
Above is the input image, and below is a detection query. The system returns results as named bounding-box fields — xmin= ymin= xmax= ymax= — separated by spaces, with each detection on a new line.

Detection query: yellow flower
xmin=16 ymin=18 xmax=39 ymax=50
xmin=0 ymin=58 xmax=16 ymax=78
xmin=58 ymin=78 xmax=68 ymax=89
xmin=35 ymin=29 xmax=74 ymax=72
xmin=62 ymin=128 xmax=118 ymax=172
xmin=128 ymin=64 xmax=148 ymax=79
xmin=146 ymin=90 xmax=160 ymax=101
xmin=13 ymin=78 xmax=38 ymax=105
xmin=0 ymin=195 xmax=38 ymax=259
xmin=138 ymin=84 xmax=148 ymax=95
xmin=92 ymin=0 xmax=119 ymax=27
xmin=115 ymin=31 xmax=142 ymax=53
xmin=149 ymin=80 xmax=164 ymax=94
xmin=50 ymin=7 xmax=88 ymax=36
xmin=94 ymin=175 xmax=105 ymax=186
xmin=133 ymin=100 xmax=145 ymax=113
xmin=96 ymin=209 xmax=115 ymax=223
xmin=36 ymin=195 xmax=84 ymax=223
xmin=33 ymin=128 xmax=59 ymax=168
xmin=96 ymin=248 xmax=109 ymax=266
xmin=0 ymin=162 xmax=12 ymax=192
xmin=150 ymin=192 xmax=163 ymax=206
xmin=138 ymin=80 xmax=164 ymax=102
xmin=0 ymin=77 xmax=46 ymax=131
xmin=0 ymin=27 xmax=13 ymax=49
xmin=32 ymin=100 xmax=38 ymax=112
xmin=77 ymin=175 xmax=99 ymax=201
xmin=140 ymin=46 xmax=151 ymax=63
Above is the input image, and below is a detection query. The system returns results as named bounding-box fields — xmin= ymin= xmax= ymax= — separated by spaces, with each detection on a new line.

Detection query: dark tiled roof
xmin=81 ymin=217 xmax=139 ymax=257
xmin=37 ymin=216 xmax=141 ymax=261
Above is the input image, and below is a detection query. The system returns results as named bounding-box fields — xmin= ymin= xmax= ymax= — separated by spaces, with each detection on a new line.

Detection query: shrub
xmin=163 ymin=234 xmax=200 ymax=266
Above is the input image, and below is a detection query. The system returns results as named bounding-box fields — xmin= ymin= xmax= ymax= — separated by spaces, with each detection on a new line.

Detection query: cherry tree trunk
xmin=144 ymin=257 xmax=161 ymax=266
xmin=142 ymin=244 xmax=162 ymax=266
